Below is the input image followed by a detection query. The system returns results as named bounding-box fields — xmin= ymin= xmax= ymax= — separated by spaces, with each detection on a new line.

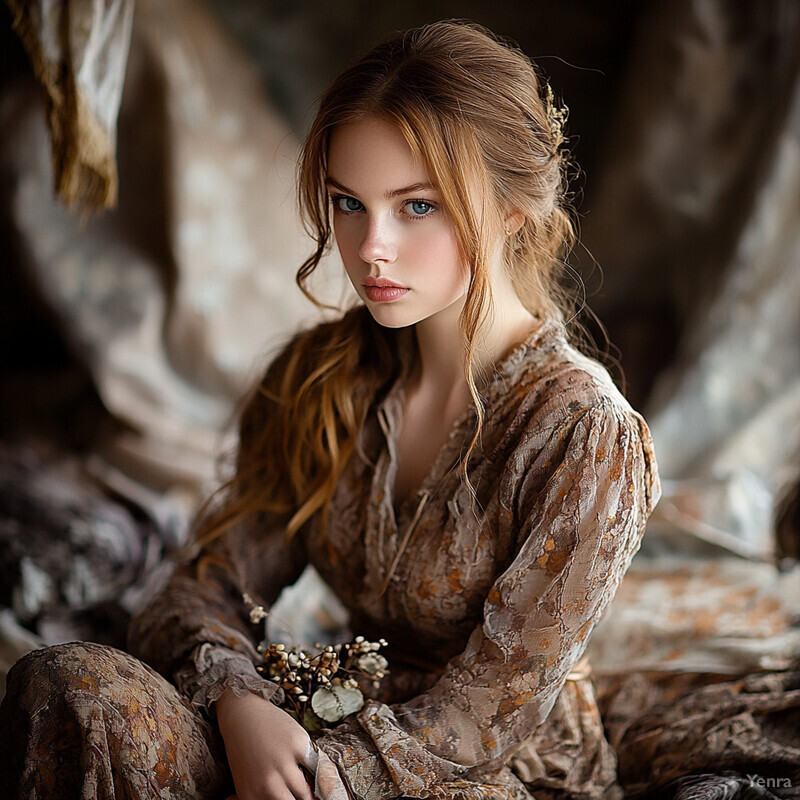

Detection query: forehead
xmin=326 ymin=118 xmax=432 ymax=192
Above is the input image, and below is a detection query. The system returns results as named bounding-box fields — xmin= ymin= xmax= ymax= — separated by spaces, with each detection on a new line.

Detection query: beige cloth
xmin=6 ymin=0 xmax=134 ymax=209
xmin=0 ymin=0 xmax=318 ymax=676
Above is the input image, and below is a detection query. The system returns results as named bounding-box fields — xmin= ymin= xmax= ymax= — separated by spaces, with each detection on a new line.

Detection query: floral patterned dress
xmin=0 ymin=317 xmax=659 ymax=800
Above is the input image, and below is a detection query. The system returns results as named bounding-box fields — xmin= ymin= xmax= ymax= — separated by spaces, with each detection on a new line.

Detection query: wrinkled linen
xmin=126 ymin=314 xmax=659 ymax=800
xmin=597 ymin=666 xmax=800 ymax=798
xmin=6 ymin=0 xmax=134 ymax=209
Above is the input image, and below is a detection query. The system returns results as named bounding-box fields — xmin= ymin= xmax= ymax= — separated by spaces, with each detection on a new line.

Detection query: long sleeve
xmin=315 ymin=398 xmax=659 ymax=800
xmin=127 ymin=312 xmax=379 ymax=711
xmin=128 ymin=510 xmax=307 ymax=710
xmin=128 ymin=339 xmax=309 ymax=710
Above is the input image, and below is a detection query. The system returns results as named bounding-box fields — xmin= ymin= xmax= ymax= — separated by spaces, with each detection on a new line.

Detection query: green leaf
xmin=310 ymin=685 xmax=364 ymax=722
xmin=302 ymin=707 xmax=324 ymax=733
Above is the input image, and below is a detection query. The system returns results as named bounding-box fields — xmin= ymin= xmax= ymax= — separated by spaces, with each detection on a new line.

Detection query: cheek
xmin=416 ymin=227 xmax=467 ymax=287
xmin=332 ymin=219 xmax=360 ymax=267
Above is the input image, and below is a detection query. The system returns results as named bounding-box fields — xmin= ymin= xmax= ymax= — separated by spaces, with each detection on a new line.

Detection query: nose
xmin=357 ymin=216 xmax=397 ymax=265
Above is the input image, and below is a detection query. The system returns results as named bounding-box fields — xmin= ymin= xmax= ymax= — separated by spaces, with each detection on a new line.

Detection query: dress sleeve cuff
xmin=315 ymin=701 xmax=470 ymax=800
xmin=175 ymin=643 xmax=284 ymax=711
xmin=315 ymin=717 xmax=395 ymax=800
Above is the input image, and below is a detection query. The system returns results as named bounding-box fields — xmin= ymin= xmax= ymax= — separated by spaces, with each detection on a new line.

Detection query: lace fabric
xmin=128 ymin=318 xmax=659 ymax=799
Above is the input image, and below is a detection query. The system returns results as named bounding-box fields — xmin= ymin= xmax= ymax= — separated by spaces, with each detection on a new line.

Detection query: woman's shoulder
xmin=489 ymin=318 xmax=660 ymax=514
xmin=242 ymin=305 xmax=404 ymax=439
xmin=489 ymin=317 xmax=635 ymax=426
xmin=265 ymin=306 xmax=362 ymax=361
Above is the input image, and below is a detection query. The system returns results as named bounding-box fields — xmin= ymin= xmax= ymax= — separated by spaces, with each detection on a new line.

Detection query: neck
xmin=411 ymin=296 xmax=469 ymax=400
xmin=410 ymin=284 xmax=538 ymax=402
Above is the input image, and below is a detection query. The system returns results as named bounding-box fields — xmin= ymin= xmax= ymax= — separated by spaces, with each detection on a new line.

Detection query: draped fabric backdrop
xmin=1 ymin=3 xmax=799 ymax=792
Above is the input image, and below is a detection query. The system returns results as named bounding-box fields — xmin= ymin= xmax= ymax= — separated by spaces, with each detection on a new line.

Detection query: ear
xmin=503 ymin=209 xmax=525 ymax=235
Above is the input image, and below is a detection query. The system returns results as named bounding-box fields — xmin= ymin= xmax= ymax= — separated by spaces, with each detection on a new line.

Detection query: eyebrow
xmin=325 ymin=177 xmax=437 ymax=199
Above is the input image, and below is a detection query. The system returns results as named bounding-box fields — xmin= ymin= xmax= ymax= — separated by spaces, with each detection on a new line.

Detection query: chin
xmin=362 ymin=303 xmax=424 ymax=330
xmin=366 ymin=313 xmax=419 ymax=330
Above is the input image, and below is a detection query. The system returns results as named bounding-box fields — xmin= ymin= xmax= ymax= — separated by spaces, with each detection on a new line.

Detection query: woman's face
xmin=326 ymin=118 xmax=469 ymax=330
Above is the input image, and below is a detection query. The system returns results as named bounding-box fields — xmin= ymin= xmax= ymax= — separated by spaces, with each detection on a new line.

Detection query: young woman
xmin=0 ymin=20 xmax=658 ymax=800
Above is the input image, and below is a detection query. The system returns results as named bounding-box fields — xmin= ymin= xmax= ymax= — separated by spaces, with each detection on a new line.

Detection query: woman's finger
xmin=286 ymin=763 xmax=315 ymax=800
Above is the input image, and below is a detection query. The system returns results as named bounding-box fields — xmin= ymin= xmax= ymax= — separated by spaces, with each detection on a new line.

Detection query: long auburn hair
xmin=195 ymin=20 xmax=576 ymax=547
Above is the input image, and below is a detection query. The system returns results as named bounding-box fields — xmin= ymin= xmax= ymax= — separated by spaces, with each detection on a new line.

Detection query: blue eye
xmin=406 ymin=200 xmax=435 ymax=217
xmin=333 ymin=195 xmax=364 ymax=213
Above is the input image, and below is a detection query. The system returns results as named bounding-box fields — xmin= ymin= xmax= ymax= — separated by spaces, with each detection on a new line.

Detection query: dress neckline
xmin=378 ymin=315 xmax=563 ymax=524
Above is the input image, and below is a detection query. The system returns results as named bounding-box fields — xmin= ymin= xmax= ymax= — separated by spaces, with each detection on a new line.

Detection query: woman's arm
xmin=128 ymin=337 xmax=310 ymax=709
xmin=128 ymin=331 xmax=344 ymax=800
xmin=127 ymin=405 xmax=312 ymax=800
xmin=127 ymin=509 xmax=306 ymax=708
xmin=315 ymin=399 xmax=659 ymax=800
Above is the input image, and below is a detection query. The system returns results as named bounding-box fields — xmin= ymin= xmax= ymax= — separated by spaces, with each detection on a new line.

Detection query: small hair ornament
xmin=544 ymin=83 xmax=569 ymax=150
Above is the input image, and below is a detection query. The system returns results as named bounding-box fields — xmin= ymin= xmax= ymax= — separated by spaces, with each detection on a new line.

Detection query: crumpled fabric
xmin=6 ymin=0 xmax=134 ymax=209
xmin=588 ymin=556 xmax=800 ymax=676
xmin=575 ymin=0 xmax=800 ymax=560
xmin=0 ymin=0 xmax=316 ymax=674
xmin=0 ymin=446 xmax=177 ymax=670
xmin=598 ymin=664 xmax=800 ymax=798
xmin=305 ymin=740 xmax=351 ymax=800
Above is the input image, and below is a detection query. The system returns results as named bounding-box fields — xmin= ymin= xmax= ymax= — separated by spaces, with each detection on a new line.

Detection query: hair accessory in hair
xmin=544 ymin=83 xmax=569 ymax=150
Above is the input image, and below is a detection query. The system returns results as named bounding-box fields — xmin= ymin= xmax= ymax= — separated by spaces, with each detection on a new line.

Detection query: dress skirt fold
xmin=0 ymin=642 xmax=231 ymax=800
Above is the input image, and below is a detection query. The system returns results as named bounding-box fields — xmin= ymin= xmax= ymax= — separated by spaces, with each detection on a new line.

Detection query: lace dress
xmin=0 ymin=317 xmax=659 ymax=800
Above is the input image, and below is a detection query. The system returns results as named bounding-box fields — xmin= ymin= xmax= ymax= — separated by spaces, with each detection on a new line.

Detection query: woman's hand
xmin=216 ymin=690 xmax=315 ymax=800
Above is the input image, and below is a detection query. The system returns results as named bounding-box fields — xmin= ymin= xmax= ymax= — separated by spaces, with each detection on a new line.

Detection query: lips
xmin=363 ymin=276 xmax=405 ymax=288
xmin=363 ymin=276 xmax=409 ymax=303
